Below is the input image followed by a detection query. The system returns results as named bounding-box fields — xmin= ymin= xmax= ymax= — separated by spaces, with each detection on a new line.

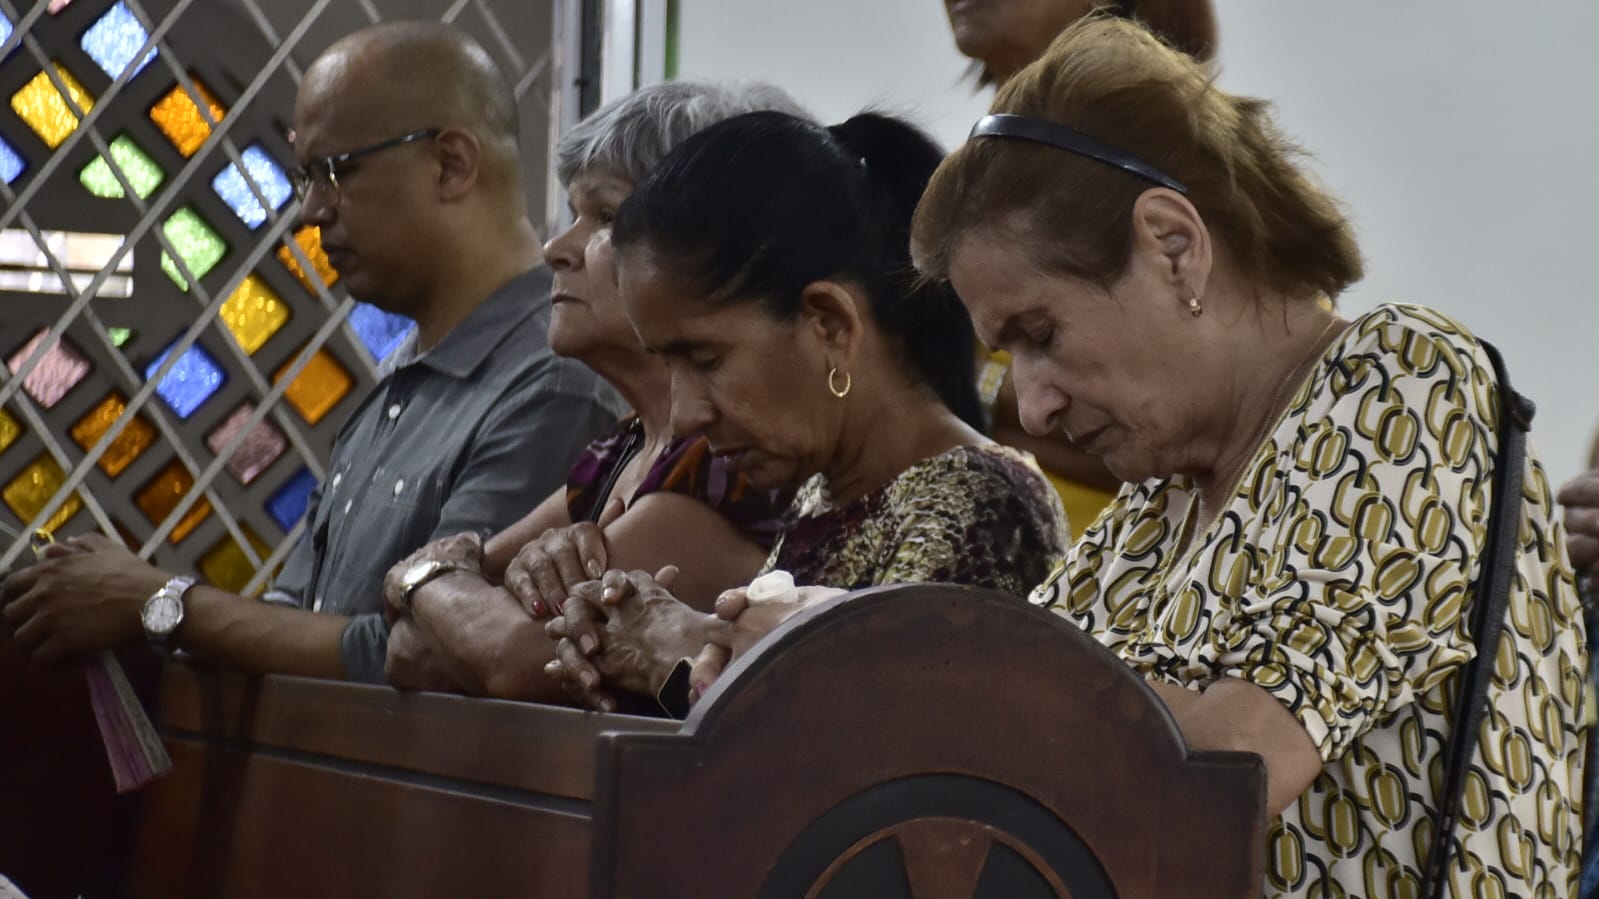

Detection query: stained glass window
xmin=0 ymin=12 xmax=12 ymax=47
xmin=134 ymin=460 xmax=210 ymax=542
xmin=145 ymin=338 xmax=224 ymax=419
xmin=0 ymin=135 xmax=24 ymax=185
xmin=80 ymin=133 xmax=164 ymax=199
xmin=4 ymin=455 xmax=82 ymax=533
xmin=218 ymin=274 xmax=289 ymax=354
xmin=81 ymin=2 xmax=157 ymax=81
xmin=212 ymin=144 xmax=292 ymax=228
xmin=7 ymin=329 xmax=91 ymax=409
xmin=348 ymin=302 xmax=413 ymax=363
xmin=70 ymin=392 xmax=157 ymax=477
xmin=159 ymin=206 xmax=227 ymax=290
xmin=11 ymin=63 xmax=96 ymax=149
xmin=149 ymin=79 xmax=225 ymax=157
xmin=275 ymin=349 xmax=351 ymax=425
xmin=277 ymin=226 xmax=338 ymax=291
xmin=265 ymin=467 xmax=316 ymax=531
xmin=206 ymin=403 xmax=285 ymax=485
xmin=107 ymin=327 xmax=134 ymax=347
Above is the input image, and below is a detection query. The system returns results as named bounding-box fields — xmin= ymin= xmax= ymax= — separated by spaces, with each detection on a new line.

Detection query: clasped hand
xmin=543 ymin=569 xmax=842 ymax=713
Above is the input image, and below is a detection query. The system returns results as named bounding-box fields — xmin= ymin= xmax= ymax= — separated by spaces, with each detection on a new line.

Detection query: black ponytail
xmin=613 ymin=110 xmax=983 ymax=430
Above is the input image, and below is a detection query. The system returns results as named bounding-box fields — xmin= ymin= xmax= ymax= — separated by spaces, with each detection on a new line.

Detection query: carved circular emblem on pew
xmin=759 ymin=774 xmax=1115 ymax=899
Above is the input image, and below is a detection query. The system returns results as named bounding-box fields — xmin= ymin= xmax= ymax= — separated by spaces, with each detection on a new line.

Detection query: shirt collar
xmin=387 ymin=266 xmax=552 ymax=379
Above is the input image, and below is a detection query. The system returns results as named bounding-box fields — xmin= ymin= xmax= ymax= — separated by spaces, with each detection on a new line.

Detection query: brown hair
xmin=917 ymin=15 xmax=1362 ymax=303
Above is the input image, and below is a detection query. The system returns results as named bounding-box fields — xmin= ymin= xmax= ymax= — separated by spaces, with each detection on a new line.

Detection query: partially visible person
xmin=379 ymin=81 xmax=803 ymax=700
xmin=1563 ymin=426 xmax=1599 ymax=899
xmin=945 ymin=0 xmax=1216 ymax=85
xmin=944 ymin=0 xmax=1219 ymax=536
xmin=1 ymin=22 xmax=619 ymax=683
xmin=1561 ymin=427 xmax=1599 ymax=589
xmin=545 ymin=109 xmax=1069 ymax=711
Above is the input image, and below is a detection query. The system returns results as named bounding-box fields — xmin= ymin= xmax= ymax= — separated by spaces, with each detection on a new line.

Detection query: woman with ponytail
xmin=542 ymin=110 xmax=1068 ymax=712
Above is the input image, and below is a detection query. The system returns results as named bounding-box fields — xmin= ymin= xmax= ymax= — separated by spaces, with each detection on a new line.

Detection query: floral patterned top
xmin=566 ymin=417 xmax=790 ymax=548
xmin=764 ymin=443 xmax=1068 ymax=598
xmin=1030 ymin=304 xmax=1585 ymax=897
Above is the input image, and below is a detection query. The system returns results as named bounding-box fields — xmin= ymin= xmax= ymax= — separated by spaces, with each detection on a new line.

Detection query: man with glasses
xmin=1 ymin=21 xmax=621 ymax=684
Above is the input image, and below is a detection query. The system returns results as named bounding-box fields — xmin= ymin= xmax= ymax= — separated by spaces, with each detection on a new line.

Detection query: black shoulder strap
xmin=1420 ymin=339 xmax=1535 ymax=899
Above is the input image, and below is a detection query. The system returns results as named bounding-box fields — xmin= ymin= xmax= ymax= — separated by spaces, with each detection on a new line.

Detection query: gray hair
xmin=555 ymin=81 xmax=810 ymax=186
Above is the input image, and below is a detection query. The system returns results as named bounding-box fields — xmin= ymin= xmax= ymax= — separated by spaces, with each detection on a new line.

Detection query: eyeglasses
xmin=287 ymin=128 xmax=441 ymax=202
xmin=969 ymin=114 xmax=1187 ymax=194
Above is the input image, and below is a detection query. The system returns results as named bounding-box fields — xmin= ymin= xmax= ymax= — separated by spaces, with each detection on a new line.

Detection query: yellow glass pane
xmin=10 ymin=64 xmax=95 ymax=149
xmin=4 ymin=455 xmax=82 ymax=533
xmin=0 ymin=409 xmax=22 ymax=453
xmin=275 ymin=349 xmax=351 ymax=425
xmin=134 ymin=460 xmax=211 ymax=543
xmin=199 ymin=521 xmax=273 ymax=591
xmin=70 ymin=392 xmax=156 ymax=477
xmin=220 ymin=274 xmax=290 ymax=354
xmin=199 ymin=526 xmax=272 ymax=594
xmin=148 ymin=79 xmax=225 ymax=157
xmin=277 ymin=226 xmax=338 ymax=292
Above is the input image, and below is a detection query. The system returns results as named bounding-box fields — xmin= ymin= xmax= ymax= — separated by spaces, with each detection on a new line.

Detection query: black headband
xmin=969 ymin=114 xmax=1188 ymax=194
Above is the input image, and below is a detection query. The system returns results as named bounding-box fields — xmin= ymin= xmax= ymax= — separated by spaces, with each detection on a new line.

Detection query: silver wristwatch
xmin=141 ymin=575 xmax=195 ymax=655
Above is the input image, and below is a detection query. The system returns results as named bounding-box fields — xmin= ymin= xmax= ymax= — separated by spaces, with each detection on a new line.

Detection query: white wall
xmin=676 ymin=1 xmax=1598 ymax=486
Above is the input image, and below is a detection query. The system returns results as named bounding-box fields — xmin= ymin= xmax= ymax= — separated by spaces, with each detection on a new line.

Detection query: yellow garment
xmin=1041 ymin=467 xmax=1116 ymax=541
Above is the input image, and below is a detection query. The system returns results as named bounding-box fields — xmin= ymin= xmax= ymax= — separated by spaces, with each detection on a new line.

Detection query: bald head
xmin=299 ymin=21 xmax=520 ymax=182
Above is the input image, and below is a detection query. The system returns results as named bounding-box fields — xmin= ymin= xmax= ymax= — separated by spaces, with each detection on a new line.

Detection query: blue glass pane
xmin=348 ymin=302 xmax=414 ymax=363
xmin=211 ymin=144 xmax=292 ymax=228
xmin=0 ymin=135 xmax=22 ymax=185
xmin=144 ymin=338 xmax=224 ymax=419
xmin=266 ymin=467 xmax=316 ymax=531
xmin=0 ymin=13 xmax=11 ymax=50
xmin=80 ymin=2 xmax=156 ymax=81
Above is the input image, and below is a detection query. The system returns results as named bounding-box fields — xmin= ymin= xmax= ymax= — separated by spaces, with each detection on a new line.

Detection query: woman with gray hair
xmin=377 ymin=81 xmax=805 ymax=701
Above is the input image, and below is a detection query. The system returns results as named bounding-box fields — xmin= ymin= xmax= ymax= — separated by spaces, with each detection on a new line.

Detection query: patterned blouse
xmin=566 ymin=418 xmax=790 ymax=548
xmin=1030 ymin=304 xmax=1585 ymax=897
xmin=764 ymin=443 xmax=1068 ymax=598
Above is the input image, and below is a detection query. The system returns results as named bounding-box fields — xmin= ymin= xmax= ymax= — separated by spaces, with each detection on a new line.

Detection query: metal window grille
xmin=0 ymin=0 xmax=582 ymax=589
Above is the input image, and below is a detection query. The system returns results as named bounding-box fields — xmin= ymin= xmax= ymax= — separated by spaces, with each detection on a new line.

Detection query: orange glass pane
xmin=0 ymin=409 xmax=22 ymax=453
xmin=10 ymin=64 xmax=95 ymax=149
xmin=134 ymin=460 xmax=211 ymax=543
xmin=199 ymin=526 xmax=272 ymax=594
xmin=4 ymin=455 xmax=82 ymax=532
xmin=275 ymin=349 xmax=351 ymax=425
xmin=276 ymin=226 xmax=338 ymax=292
xmin=219 ymin=274 xmax=290 ymax=354
xmin=148 ymin=79 xmax=225 ymax=157
xmin=70 ymin=392 xmax=156 ymax=477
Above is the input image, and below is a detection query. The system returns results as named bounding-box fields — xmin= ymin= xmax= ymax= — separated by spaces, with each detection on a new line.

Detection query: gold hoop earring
xmin=827 ymin=367 xmax=852 ymax=398
xmin=1188 ymin=292 xmax=1203 ymax=317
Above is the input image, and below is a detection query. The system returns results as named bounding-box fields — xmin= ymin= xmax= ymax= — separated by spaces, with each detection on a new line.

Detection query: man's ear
xmin=797 ymin=280 xmax=867 ymax=362
xmin=434 ymin=128 xmax=481 ymax=202
xmin=1130 ymin=188 xmax=1212 ymax=292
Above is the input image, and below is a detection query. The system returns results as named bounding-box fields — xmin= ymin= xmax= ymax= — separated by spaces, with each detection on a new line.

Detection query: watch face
xmin=142 ymin=594 xmax=183 ymax=635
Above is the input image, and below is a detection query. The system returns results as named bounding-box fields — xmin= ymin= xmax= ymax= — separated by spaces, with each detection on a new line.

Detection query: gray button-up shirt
xmin=263 ymin=267 xmax=624 ymax=682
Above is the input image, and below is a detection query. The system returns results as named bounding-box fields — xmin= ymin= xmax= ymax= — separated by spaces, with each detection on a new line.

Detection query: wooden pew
xmin=1 ymin=584 xmax=1267 ymax=898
